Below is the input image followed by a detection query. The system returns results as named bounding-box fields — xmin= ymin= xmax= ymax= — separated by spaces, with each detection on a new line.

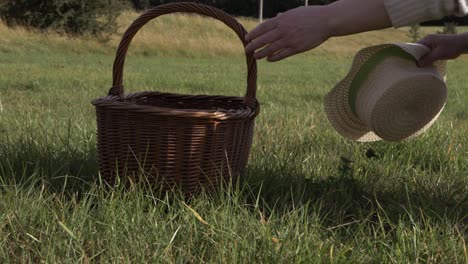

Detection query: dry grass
xmin=1 ymin=10 xmax=467 ymax=59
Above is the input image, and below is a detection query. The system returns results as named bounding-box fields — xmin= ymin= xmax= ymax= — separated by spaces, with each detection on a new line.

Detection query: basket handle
xmin=110 ymin=2 xmax=258 ymax=104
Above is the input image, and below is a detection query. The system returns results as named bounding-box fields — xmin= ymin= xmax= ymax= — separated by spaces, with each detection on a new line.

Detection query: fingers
xmin=418 ymin=48 xmax=440 ymax=67
xmin=417 ymin=35 xmax=434 ymax=49
xmin=245 ymin=6 xmax=328 ymax=62
xmin=253 ymin=40 xmax=286 ymax=60
xmin=245 ymin=29 xmax=283 ymax=54
xmin=267 ymin=48 xmax=296 ymax=62
xmin=417 ymin=39 xmax=431 ymax=49
xmin=418 ymin=55 xmax=434 ymax=67
xmin=417 ymin=35 xmax=437 ymax=67
xmin=245 ymin=18 xmax=277 ymax=42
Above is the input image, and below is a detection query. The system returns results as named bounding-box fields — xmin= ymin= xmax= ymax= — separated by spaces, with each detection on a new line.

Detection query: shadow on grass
xmin=2 ymin=136 xmax=466 ymax=229
xmin=0 ymin=141 xmax=99 ymax=193
xmin=242 ymin=159 xmax=467 ymax=229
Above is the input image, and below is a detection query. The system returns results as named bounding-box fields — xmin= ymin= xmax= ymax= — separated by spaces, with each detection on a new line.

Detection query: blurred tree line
xmin=130 ymin=0 xmax=468 ymax=25
xmin=129 ymin=0 xmax=334 ymax=17
xmin=0 ymin=0 xmax=126 ymax=35
xmin=0 ymin=0 xmax=466 ymax=36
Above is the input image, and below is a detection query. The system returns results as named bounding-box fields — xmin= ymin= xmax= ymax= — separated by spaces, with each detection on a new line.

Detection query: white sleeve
xmin=384 ymin=0 xmax=468 ymax=27
xmin=459 ymin=0 xmax=468 ymax=15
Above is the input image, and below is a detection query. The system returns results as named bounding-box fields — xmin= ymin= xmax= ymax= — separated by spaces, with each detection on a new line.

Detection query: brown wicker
xmin=92 ymin=2 xmax=259 ymax=194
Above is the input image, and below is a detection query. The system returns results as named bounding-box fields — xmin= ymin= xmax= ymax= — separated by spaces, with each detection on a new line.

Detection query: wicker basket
xmin=92 ymin=2 xmax=259 ymax=195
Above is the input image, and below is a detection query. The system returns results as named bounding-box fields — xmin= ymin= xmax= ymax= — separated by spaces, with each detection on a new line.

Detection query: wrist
xmin=300 ymin=5 xmax=335 ymax=40
xmin=456 ymin=32 xmax=468 ymax=54
xmin=321 ymin=3 xmax=342 ymax=38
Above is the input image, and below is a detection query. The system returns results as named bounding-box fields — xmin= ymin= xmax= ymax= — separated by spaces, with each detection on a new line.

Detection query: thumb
xmin=418 ymin=50 xmax=438 ymax=67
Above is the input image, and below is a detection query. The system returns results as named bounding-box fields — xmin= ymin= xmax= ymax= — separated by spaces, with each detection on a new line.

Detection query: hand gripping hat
xmin=324 ymin=43 xmax=447 ymax=142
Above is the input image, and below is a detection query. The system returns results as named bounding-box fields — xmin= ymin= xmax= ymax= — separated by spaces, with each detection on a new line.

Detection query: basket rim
xmin=92 ymin=91 xmax=259 ymax=121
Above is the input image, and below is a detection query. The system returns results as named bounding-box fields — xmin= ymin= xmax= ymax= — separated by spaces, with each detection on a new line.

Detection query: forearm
xmin=323 ymin=0 xmax=392 ymax=38
xmin=457 ymin=32 xmax=468 ymax=54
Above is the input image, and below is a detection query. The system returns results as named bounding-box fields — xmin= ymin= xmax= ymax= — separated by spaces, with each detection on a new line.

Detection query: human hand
xmin=417 ymin=33 xmax=468 ymax=67
xmin=245 ymin=6 xmax=331 ymax=62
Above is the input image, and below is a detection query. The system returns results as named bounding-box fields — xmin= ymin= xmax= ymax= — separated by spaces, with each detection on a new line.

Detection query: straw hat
xmin=324 ymin=43 xmax=447 ymax=142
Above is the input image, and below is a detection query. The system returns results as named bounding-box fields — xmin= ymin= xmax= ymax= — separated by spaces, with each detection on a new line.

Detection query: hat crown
xmin=355 ymin=56 xmax=446 ymax=141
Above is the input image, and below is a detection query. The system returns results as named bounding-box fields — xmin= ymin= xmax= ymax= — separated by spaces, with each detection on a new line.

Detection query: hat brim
xmin=324 ymin=43 xmax=446 ymax=142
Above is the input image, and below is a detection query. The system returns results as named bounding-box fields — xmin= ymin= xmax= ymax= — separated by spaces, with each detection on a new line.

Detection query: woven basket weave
xmin=92 ymin=2 xmax=259 ymax=194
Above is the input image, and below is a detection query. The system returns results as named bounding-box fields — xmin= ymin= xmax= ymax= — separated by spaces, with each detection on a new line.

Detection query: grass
xmin=0 ymin=11 xmax=467 ymax=263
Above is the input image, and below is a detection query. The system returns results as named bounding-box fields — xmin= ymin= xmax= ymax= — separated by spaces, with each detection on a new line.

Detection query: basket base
xmin=95 ymin=103 xmax=255 ymax=195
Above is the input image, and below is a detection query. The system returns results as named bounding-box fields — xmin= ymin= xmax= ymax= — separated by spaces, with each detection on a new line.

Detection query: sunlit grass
xmin=0 ymin=11 xmax=467 ymax=263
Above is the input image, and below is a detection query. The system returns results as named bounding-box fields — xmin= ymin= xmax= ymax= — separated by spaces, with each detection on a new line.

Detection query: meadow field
xmin=0 ymin=11 xmax=467 ymax=262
